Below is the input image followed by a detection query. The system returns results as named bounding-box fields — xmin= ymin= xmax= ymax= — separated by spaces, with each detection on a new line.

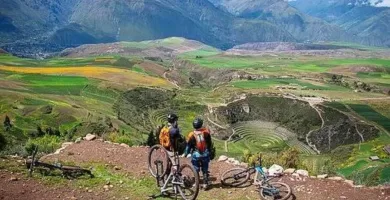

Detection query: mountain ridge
xmin=0 ymin=0 xmax=389 ymax=57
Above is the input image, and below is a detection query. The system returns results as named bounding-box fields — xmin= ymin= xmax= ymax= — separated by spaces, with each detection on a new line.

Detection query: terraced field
xmin=228 ymin=121 xmax=316 ymax=155
xmin=348 ymin=104 xmax=390 ymax=133
xmin=0 ymin=65 xmax=172 ymax=88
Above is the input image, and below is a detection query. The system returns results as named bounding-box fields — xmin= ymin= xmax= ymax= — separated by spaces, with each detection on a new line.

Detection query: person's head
xmin=193 ymin=117 xmax=203 ymax=130
xmin=167 ymin=113 xmax=178 ymax=124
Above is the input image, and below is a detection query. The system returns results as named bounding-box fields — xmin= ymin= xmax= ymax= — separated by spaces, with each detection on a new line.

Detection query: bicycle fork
xmin=154 ymin=160 xmax=164 ymax=187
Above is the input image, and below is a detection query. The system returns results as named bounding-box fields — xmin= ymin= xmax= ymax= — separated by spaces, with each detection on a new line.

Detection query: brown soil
xmin=0 ymin=170 xmax=107 ymax=200
xmin=139 ymin=61 xmax=167 ymax=77
xmin=2 ymin=140 xmax=390 ymax=200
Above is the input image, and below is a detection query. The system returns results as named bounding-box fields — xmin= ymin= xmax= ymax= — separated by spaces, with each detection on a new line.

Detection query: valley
xmin=0 ymin=37 xmax=389 ymax=189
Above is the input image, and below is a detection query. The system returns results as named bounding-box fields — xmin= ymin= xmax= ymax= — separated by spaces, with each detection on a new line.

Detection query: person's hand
xmin=180 ymin=154 xmax=187 ymax=158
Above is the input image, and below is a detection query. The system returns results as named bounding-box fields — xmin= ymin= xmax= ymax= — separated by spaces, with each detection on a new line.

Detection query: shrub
xmin=146 ymin=131 xmax=157 ymax=147
xmin=116 ymin=136 xmax=133 ymax=146
xmin=105 ymin=131 xmax=133 ymax=146
xmin=0 ymin=132 xmax=6 ymax=151
xmin=279 ymin=147 xmax=300 ymax=168
xmin=25 ymin=135 xmax=61 ymax=154
xmin=241 ymin=147 xmax=300 ymax=168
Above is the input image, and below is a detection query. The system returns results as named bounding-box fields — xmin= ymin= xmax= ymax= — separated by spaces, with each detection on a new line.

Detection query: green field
xmin=232 ymin=78 xmax=348 ymax=91
xmin=348 ymin=104 xmax=390 ymax=132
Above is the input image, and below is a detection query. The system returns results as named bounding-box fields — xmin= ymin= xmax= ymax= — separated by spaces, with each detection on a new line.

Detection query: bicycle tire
xmin=259 ymin=182 xmax=292 ymax=200
xmin=178 ymin=163 xmax=200 ymax=200
xmin=220 ymin=167 xmax=250 ymax=187
xmin=148 ymin=144 xmax=170 ymax=178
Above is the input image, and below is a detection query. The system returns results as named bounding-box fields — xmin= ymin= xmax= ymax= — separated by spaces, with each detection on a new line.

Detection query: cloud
xmin=373 ymin=0 xmax=390 ymax=6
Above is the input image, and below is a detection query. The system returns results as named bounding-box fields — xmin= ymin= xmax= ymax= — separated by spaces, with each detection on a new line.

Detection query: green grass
xmin=81 ymin=84 xmax=119 ymax=103
xmin=179 ymin=47 xmax=220 ymax=58
xmin=380 ymin=166 xmax=390 ymax=183
xmin=338 ymin=160 xmax=369 ymax=177
xmin=348 ymin=104 xmax=390 ymax=132
xmin=325 ymin=102 xmax=350 ymax=112
xmin=8 ymin=74 xmax=89 ymax=95
xmin=326 ymin=59 xmax=390 ymax=68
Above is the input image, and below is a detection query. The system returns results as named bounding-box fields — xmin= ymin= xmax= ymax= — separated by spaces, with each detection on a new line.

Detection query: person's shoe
xmin=202 ymin=183 xmax=210 ymax=190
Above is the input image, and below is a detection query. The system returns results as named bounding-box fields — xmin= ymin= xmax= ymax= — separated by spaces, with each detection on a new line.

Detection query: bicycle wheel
xmin=259 ymin=182 xmax=292 ymax=200
xmin=148 ymin=144 xmax=170 ymax=178
xmin=220 ymin=168 xmax=250 ymax=187
xmin=177 ymin=163 xmax=200 ymax=200
xmin=62 ymin=166 xmax=94 ymax=178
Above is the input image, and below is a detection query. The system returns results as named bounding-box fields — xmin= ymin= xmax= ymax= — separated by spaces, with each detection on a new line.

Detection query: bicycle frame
xmin=154 ymin=152 xmax=184 ymax=194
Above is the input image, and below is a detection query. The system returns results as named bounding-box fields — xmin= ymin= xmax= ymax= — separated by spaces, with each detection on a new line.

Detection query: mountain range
xmin=0 ymin=0 xmax=389 ymax=56
xmin=290 ymin=0 xmax=390 ymax=46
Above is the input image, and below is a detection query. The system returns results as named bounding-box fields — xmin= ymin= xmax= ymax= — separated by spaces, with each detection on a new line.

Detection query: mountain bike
xmin=220 ymin=156 xmax=291 ymax=200
xmin=25 ymin=146 xmax=94 ymax=179
xmin=148 ymin=144 xmax=200 ymax=200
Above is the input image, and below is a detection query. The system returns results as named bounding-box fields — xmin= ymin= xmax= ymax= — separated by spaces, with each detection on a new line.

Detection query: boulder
xmin=317 ymin=174 xmax=328 ymax=179
xmin=54 ymin=147 xmax=66 ymax=155
xmin=218 ymin=155 xmax=228 ymax=162
xmin=292 ymin=173 xmax=300 ymax=178
xmin=227 ymin=158 xmax=235 ymax=163
xmin=328 ymin=176 xmax=343 ymax=181
xmin=61 ymin=142 xmax=74 ymax=148
xmin=296 ymin=169 xmax=309 ymax=177
xmin=120 ymin=143 xmax=129 ymax=148
xmin=233 ymin=160 xmax=240 ymax=165
xmin=268 ymin=164 xmax=284 ymax=176
xmin=75 ymin=137 xmax=82 ymax=143
xmin=84 ymin=134 xmax=96 ymax=141
xmin=345 ymin=180 xmax=354 ymax=187
xmin=240 ymin=162 xmax=249 ymax=168
xmin=284 ymin=168 xmax=295 ymax=174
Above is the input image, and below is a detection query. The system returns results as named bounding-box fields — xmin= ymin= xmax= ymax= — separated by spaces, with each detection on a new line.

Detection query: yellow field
xmin=0 ymin=65 xmax=172 ymax=88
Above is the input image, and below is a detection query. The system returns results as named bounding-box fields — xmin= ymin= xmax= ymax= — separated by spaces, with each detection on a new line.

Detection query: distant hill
xmin=0 ymin=0 xmax=293 ymax=56
xmin=60 ymin=37 xmax=220 ymax=58
xmin=0 ymin=0 xmax=389 ymax=57
xmin=229 ymin=42 xmax=353 ymax=51
xmin=0 ymin=48 xmax=6 ymax=54
xmin=290 ymin=0 xmax=390 ymax=47
xmin=208 ymin=0 xmax=380 ymax=45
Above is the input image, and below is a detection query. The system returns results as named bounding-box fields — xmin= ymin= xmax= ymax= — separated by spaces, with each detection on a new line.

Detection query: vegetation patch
xmin=348 ymin=104 xmax=390 ymax=132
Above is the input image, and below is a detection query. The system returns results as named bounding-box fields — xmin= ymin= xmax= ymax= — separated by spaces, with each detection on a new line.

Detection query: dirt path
xmin=2 ymin=140 xmax=390 ymax=200
xmin=163 ymin=71 xmax=181 ymax=89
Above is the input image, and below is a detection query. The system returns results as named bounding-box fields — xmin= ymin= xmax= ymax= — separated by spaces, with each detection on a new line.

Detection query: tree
xmin=36 ymin=125 xmax=45 ymax=137
xmin=146 ymin=131 xmax=157 ymax=147
xmin=3 ymin=115 xmax=12 ymax=131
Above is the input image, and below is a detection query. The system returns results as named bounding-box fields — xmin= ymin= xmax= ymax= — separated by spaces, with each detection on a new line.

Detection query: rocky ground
xmin=1 ymin=139 xmax=389 ymax=200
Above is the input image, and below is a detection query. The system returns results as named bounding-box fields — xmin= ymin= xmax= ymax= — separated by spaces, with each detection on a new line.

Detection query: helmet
xmin=167 ymin=113 xmax=178 ymax=123
xmin=193 ymin=118 xmax=203 ymax=129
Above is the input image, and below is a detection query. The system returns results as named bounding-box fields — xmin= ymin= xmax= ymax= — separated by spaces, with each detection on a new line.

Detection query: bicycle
xmin=220 ymin=156 xmax=292 ymax=200
xmin=25 ymin=146 xmax=94 ymax=179
xmin=148 ymin=144 xmax=200 ymax=200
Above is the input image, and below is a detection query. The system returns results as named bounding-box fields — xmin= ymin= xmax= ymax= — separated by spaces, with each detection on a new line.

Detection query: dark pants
xmin=191 ymin=156 xmax=210 ymax=175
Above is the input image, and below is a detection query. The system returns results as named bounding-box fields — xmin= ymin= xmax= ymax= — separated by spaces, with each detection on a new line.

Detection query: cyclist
xmin=159 ymin=113 xmax=184 ymax=166
xmin=183 ymin=117 xmax=214 ymax=189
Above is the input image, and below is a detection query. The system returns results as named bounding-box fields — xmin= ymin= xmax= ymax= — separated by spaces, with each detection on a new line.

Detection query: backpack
xmin=159 ymin=126 xmax=171 ymax=149
xmin=190 ymin=128 xmax=209 ymax=154
xmin=158 ymin=125 xmax=186 ymax=154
